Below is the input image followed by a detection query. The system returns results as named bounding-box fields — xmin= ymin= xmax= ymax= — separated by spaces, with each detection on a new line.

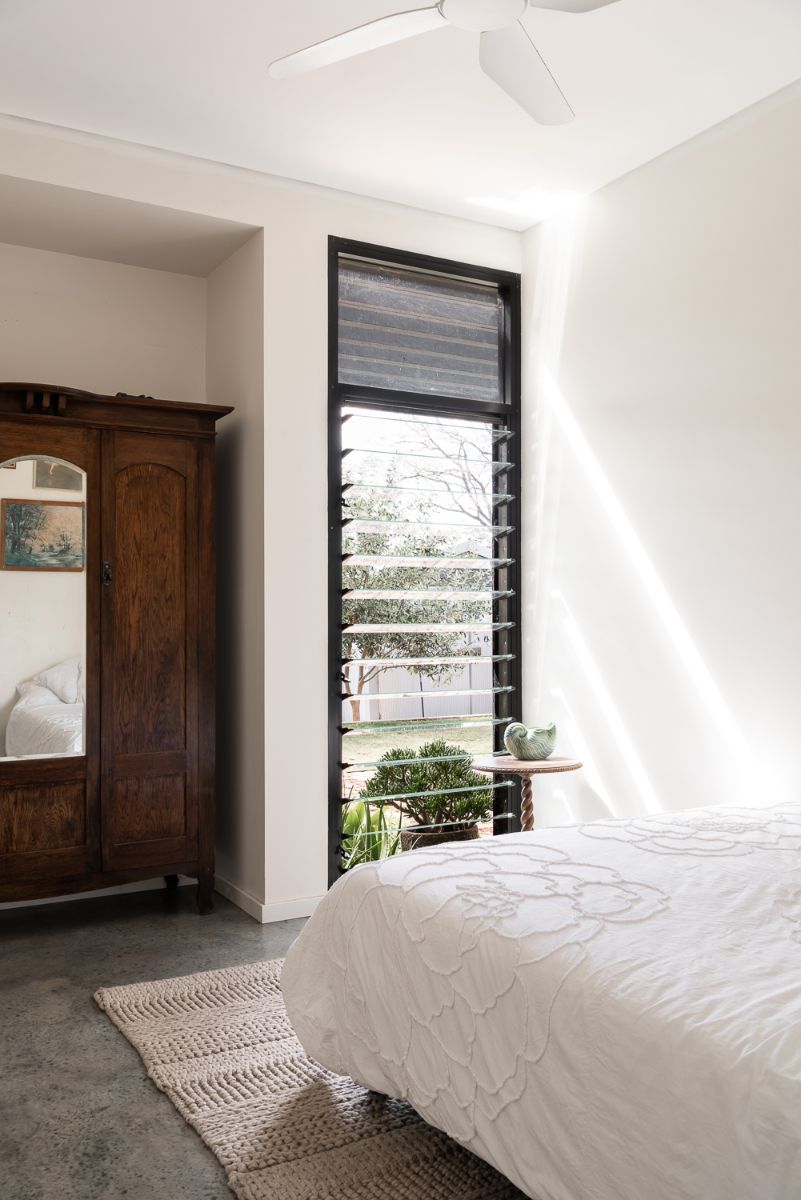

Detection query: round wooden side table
xmin=472 ymin=754 xmax=583 ymax=833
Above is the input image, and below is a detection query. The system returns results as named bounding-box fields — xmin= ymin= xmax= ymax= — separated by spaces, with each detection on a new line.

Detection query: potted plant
xmin=358 ymin=739 xmax=493 ymax=851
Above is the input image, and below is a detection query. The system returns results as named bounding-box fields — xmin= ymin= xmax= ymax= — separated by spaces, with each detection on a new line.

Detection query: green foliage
xmin=358 ymin=740 xmax=492 ymax=830
xmin=341 ymin=798 xmax=400 ymax=869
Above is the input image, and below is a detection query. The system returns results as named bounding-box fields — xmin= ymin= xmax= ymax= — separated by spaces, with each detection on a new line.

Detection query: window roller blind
xmin=338 ymin=259 xmax=503 ymax=403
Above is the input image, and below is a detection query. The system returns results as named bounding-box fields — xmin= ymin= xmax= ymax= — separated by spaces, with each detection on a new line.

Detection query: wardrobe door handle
xmin=102 ymin=561 xmax=113 ymax=587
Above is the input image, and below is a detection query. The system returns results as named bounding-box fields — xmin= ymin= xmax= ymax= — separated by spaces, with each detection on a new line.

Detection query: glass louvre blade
xmin=343 ymin=622 xmax=512 ymax=634
xmin=343 ymin=555 xmax=512 ymax=570
xmin=343 ymin=815 xmax=515 ymax=838
xmin=342 ymin=517 xmax=513 ymax=535
xmin=342 ymin=715 xmax=512 ymax=736
xmin=345 ymin=569 xmax=497 ymax=590
xmin=344 ymin=713 xmax=489 ymax=730
xmin=343 ymin=408 xmax=514 ymax=443
xmin=343 ymin=589 xmax=513 ymax=602
xmin=343 ymin=748 xmax=515 ymax=771
xmin=340 ymin=684 xmax=513 ymax=703
xmin=343 ymin=447 xmax=514 ymax=474
xmin=341 ymin=654 xmax=513 ymax=668
xmin=345 ymin=811 xmax=513 ymax=840
xmin=342 ymin=596 xmax=493 ymax=610
xmin=343 ymin=750 xmax=485 ymax=771
xmin=340 ymin=781 xmax=511 ymax=807
xmin=342 ymin=482 xmax=514 ymax=505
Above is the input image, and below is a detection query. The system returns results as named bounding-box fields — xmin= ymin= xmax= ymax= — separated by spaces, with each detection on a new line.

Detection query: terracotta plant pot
xmin=399 ymin=823 xmax=480 ymax=852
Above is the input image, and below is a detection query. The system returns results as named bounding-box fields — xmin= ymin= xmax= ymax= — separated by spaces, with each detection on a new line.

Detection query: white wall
xmin=206 ymin=232 xmax=266 ymax=915
xmin=522 ymin=91 xmax=801 ymax=826
xmin=0 ymin=239 xmax=205 ymax=401
xmin=0 ymin=119 xmax=522 ymax=919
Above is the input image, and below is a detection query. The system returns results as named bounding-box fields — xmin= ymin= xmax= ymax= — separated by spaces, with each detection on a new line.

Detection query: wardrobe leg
xmin=164 ymin=874 xmax=180 ymax=890
xmin=196 ymin=871 xmax=215 ymax=915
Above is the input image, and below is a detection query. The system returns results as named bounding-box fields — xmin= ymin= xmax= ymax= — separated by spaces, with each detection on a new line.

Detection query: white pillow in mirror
xmin=31 ymin=658 xmax=81 ymax=705
xmin=16 ymin=681 xmax=61 ymax=707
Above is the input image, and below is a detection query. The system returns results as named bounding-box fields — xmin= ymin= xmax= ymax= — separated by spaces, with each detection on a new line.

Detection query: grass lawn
xmin=342 ymin=721 xmax=496 ymax=768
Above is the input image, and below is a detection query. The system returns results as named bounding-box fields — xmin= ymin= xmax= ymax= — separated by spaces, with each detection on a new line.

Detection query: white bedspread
xmin=282 ymin=804 xmax=801 ymax=1200
xmin=5 ymin=694 xmax=83 ymax=756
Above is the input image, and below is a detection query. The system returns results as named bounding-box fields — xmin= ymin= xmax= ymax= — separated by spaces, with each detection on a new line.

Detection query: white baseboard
xmin=213 ymin=875 xmax=267 ymax=923
xmin=0 ymin=875 xmax=193 ymax=911
xmin=261 ymin=894 xmax=324 ymax=923
xmin=215 ymin=875 xmax=323 ymax=925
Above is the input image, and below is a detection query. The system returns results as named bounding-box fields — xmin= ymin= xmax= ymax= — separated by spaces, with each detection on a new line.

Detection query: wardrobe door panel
xmin=113 ymin=462 xmax=187 ymax=755
xmin=0 ymin=779 xmax=86 ymax=853
xmin=0 ymin=423 xmax=101 ymax=902
xmin=102 ymin=432 xmax=199 ymax=870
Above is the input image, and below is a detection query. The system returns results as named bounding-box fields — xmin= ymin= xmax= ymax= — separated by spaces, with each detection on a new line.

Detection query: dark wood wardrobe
xmin=0 ymin=384 xmax=231 ymax=912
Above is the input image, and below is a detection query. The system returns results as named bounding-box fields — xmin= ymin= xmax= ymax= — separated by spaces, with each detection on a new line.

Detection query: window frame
xmin=328 ymin=236 xmax=522 ymax=886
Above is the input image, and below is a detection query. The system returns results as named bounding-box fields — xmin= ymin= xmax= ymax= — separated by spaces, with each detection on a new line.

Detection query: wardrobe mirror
xmin=0 ymin=455 xmax=86 ymax=760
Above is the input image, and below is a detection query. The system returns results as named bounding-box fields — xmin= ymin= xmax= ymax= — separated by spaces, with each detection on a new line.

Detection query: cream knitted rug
xmin=95 ymin=958 xmax=524 ymax=1200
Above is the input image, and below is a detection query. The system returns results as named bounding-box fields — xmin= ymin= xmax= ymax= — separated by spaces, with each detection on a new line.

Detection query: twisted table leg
xmin=520 ymin=776 xmax=534 ymax=833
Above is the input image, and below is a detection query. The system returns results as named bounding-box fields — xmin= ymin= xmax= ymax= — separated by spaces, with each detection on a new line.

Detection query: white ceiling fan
xmin=269 ymin=0 xmax=621 ymax=125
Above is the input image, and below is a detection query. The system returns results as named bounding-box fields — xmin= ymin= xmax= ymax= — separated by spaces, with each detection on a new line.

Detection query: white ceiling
xmin=0 ymin=0 xmax=800 ymax=229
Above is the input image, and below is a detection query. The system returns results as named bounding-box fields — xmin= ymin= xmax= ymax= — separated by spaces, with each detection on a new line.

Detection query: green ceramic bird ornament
xmin=503 ymin=721 xmax=557 ymax=761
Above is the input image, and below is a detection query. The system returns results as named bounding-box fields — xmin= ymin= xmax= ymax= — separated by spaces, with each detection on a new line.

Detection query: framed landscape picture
xmin=33 ymin=459 xmax=83 ymax=491
xmin=1 ymin=499 xmax=85 ymax=570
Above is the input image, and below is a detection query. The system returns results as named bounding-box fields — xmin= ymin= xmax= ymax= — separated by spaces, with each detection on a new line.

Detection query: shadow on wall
xmin=524 ymin=202 xmax=786 ymax=828
xmin=216 ymin=418 xmax=245 ymax=863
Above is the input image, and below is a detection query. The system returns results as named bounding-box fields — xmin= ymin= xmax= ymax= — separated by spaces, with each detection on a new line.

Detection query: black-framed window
xmin=328 ymin=238 xmax=522 ymax=885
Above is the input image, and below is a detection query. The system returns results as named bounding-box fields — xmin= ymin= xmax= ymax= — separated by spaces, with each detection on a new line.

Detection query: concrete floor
xmin=0 ymin=886 xmax=305 ymax=1200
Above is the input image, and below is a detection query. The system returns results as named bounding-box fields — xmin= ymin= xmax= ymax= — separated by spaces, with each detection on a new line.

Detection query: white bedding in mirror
xmin=282 ymin=803 xmax=801 ymax=1200
xmin=5 ymin=682 xmax=83 ymax=757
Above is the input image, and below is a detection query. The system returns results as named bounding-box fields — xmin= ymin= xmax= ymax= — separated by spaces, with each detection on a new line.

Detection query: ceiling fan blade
xmin=269 ymin=6 xmax=446 ymax=79
xmin=528 ymin=0 xmax=621 ymax=11
xmin=479 ymin=21 xmax=573 ymax=125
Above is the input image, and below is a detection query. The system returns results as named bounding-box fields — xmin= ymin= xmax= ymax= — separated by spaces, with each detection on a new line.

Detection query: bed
xmin=4 ymin=660 xmax=83 ymax=757
xmin=282 ymin=803 xmax=801 ymax=1200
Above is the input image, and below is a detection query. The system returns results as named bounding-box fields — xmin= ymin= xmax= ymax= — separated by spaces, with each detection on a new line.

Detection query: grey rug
xmin=95 ymin=958 xmax=524 ymax=1200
